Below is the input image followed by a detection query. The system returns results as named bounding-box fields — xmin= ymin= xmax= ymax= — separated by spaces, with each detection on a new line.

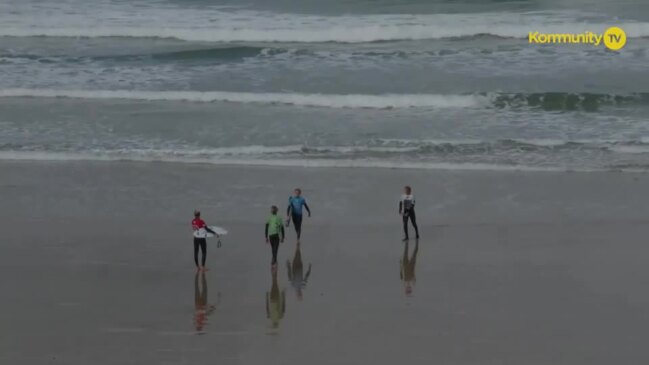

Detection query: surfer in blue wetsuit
xmin=286 ymin=188 xmax=311 ymax=240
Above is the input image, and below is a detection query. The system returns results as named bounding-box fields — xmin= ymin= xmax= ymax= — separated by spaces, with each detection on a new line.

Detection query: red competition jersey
xmin=192 ymin=218 xmax=206 ymax=230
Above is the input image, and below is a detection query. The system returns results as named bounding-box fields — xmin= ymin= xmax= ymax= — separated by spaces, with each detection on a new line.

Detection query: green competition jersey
xmin=266 ymin=215 xmax=284 ymax=236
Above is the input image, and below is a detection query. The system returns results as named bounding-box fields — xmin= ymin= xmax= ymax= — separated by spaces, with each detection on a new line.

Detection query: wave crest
xmin=1 ymin=89 xmax=647 ymax=111
xmin=1 ymin=22 xmax=648 ymax=43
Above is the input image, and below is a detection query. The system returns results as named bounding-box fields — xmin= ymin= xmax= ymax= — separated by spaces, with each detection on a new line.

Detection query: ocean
xmin=1 ymin=0 xmax=649 ymax=171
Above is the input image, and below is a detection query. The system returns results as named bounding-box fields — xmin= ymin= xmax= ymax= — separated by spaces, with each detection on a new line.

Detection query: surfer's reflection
xmin=400 ymin=239 xmax=419 ymax=297
xmin=287 ymin=242 xmax=312 ymax=301
xmin=265 ymin=268 xmax=286 ymax=329
xmin=194 ymin=271 xmax=217 ymax=333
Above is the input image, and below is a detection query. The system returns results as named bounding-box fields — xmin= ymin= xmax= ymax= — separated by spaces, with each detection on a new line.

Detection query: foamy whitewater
xmin=0 ymin=89 xmax=486 ymax=109
xmin=1 ymin=0 xmax=649 ymax=171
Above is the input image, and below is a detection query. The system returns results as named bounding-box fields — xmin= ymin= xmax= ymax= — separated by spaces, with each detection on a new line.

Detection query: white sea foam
xmin=0 ymin=89 xmax=485 ymax=109
xmin=1 ymin=4 xmax=648 ymax=43
xmin=0 ymin=151 xmax=569 ymax=172
xmin=3 ymin=22 xmax=649 ymax=43
xmin=609 ymin=145 xmax=649 ymax=154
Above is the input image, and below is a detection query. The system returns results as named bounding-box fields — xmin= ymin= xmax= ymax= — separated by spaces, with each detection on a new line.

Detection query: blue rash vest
xmin=288 ymin=196 xmax=307 ymax=216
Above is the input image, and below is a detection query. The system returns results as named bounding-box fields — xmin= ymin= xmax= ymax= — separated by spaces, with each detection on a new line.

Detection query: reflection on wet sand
xmin=400 ymin=239 xmax=419 ymax=297
xmin=265 ymin=268 xmax=286 ymax=329
xmin=287 ymin=242 xmax=312 ymax=301
xmin=194 ymin=271 xmax=217 ymax=333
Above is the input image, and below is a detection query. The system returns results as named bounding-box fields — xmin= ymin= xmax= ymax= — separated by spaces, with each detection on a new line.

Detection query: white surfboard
xmin=193 ymin=226 xmax=228 ymax=238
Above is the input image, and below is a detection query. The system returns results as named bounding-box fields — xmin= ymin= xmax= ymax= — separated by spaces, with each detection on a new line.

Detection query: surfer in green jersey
xmin=265 ymin=206 xmax=285 ymax=269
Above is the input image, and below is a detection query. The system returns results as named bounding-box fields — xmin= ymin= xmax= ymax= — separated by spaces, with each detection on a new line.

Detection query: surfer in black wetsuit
xmin=399 ymin=186 xmax=420 ymax=241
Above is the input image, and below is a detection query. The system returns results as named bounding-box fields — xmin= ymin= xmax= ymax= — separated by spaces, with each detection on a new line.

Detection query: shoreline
xmin=3 ymin=159 xmax=649 ymax=364
xmin=4 ymin=159 xmax=649 ymax=226
xmin=2 ymin=152 xmax=648 ymax=173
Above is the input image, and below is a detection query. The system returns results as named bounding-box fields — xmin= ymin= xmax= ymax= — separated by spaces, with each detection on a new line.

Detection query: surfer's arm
xmin=399 ymin=200 xmax=403 ymax=214
xmin=205 ymin=226 xmax=217 ymax=235
xmin=286 ymin=202 xmax=292 ymax=217
xmin=265 ymin=223 xmax=269 ymax=239
xmin=304 ymin=201 xmax=311 ymax=216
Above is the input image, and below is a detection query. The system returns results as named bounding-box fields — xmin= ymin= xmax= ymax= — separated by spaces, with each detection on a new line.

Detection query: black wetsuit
xmin=194 ymin=237 xmax=207 ymax=267
xmin=399 ymin=194 xmax=420 ymax=240
xmin=291 ymin=213 xmax=302 ymax=237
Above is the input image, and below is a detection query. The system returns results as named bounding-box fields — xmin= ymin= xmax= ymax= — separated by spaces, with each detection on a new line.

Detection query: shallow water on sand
xmin=2 ymin=162 xmax=649 ymax=364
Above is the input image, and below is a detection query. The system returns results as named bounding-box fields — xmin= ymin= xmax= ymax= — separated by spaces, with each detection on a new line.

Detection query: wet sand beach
xmin=2 ymin=161 xmax=649 ymax=364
